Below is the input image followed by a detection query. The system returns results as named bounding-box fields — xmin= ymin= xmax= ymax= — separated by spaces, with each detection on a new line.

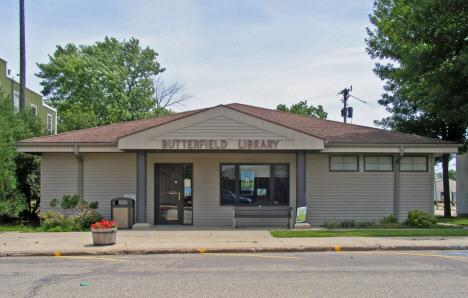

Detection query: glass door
xmin=155 ymin=164 xmax=192 ymax=225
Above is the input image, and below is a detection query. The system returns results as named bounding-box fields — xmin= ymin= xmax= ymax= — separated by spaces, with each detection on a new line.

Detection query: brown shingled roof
xmin=17 ymin=103 xmax=455 ymax=145
xmin=225 ymin=104 xmax=455 ymax=145
xmin=18 ymin=108 xmax=208 ymax=144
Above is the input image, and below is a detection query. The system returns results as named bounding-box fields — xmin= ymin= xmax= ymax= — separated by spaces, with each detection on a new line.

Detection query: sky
xmin=1 ymin=0 xmax=390 ymax=127
xmin=0 ymin=0 xmax=457 ymax=170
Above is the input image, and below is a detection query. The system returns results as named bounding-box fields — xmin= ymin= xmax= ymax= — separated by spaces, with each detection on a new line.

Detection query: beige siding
xmin=82 ymin=153 xmax=136 ymax=220
xmin=306 ymin=153 xmax=434 ymax=225
xmin=399 ymin=155 xmax=433 ymax=218
xmin=306 ymin=153 xmax=395 ymax=225
xmin=40 ymin=151 xmax=433 ymax=227
xmin=147 ymin=153 xmax=296 ymax=227
xmin=41 ymin=153 xmax=136 ymax=221
xmin=41 ymin=153 xmax=79 ymax=213
xmin=323 ymin=146 xmax=457 ymax=154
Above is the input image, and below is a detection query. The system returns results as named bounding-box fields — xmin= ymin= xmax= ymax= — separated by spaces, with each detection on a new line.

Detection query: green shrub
xmin=404 ymin=210 xmax=437 ymax=228
xmin=39 ymin=195 xmax=103 ymax=231
xmin=72 ymin=209 xmax=103 ymax=229
xmin=380 ymin=214 xmax=398 ymax=224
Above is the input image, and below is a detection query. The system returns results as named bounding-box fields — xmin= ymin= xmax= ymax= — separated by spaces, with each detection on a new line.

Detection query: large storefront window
xmin=220 ymin=164 xmax=289 ymax=206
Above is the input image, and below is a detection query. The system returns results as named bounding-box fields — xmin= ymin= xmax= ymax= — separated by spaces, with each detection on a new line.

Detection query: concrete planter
xmin=91 ymin=228 xmax=117 ymax=245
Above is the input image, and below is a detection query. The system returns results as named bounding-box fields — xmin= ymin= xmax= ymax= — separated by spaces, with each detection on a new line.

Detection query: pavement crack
xmin=276 ymin=238 xmax=288 ymax=248
xmin=24 ymin=267 xmax=105 ymax=298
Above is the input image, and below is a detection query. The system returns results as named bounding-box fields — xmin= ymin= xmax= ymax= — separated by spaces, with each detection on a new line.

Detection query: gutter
xmin=394 ymin=146 xmax=404 ymax=218
xmin=74 ymin=146 xmax=83 ymax=200
xmin=324 ymin=143 xmax=461 ymax=147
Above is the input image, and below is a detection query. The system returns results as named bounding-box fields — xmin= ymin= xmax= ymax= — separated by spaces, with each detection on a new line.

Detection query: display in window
xmin=257 ymin=188 xmax=267 ymax=196
xmin=241 ymin=171 xmax=254 ymax=191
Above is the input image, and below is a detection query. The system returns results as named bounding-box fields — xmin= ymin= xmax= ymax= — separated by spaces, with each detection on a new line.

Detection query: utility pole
xmin=19 ymin=0 xmax=26 ymax=111
xmin=339 ymin=86 xmax=352 ymax=123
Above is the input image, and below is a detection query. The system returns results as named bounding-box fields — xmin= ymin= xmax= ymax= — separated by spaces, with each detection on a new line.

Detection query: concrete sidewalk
xmin=1 ymin=226 xmax=467 ymax=257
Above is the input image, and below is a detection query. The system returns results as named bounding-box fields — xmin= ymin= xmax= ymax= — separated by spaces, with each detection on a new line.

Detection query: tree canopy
xmin=36 ymin=37 xmax=179 ymax=133
xmin=436 ymin=170 xmax=456 ymax=181
xmin=366 ymin=0 xmax=468 ymax=217
xmin=0 ymin=89 xmax=45 ymax=220
xmin=277 ymin=101 xmax=328 ymax=119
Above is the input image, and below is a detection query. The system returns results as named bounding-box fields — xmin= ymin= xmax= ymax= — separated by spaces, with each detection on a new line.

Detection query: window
xmin=364 ymin=156 xmax=393 ymax=172
xmin=47 ymin=113 xmax=52 ymax=133
xmin=329 ymin=155 xmax=359 ymax=172
xmin=30 ymin=104 xmax=37 ymax=116
xmin=400 ymin=156 xmax=428 ymax=172
xmin=13 ymin=92 xmax=19 ymax=110
xmin=220 ymin=164 xmax=289 ymax=206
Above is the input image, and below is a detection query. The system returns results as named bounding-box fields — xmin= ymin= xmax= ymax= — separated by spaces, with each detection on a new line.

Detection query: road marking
xmin=342 ymin=251 xmax=467 ymax=259
xmin=54 ymin=255 xmax=129 ymax=262
xmin=201 ymin=253 xmax=302 ymax=259
xmin=334 ymin=246 xmax=341 ymax=251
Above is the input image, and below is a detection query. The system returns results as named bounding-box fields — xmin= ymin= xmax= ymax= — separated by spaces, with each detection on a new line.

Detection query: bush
xmin=72 ymin=209 xmax=103 ymax=229
xmin=404 ymin=210 xmax=437 ymax=228
xmin=39 ymin=195 xmax=103 ymax=231
xmin=39 ymin=211 xmax=81 ymax=231
xmin=380 ymin=214 xmax=398 ymax=224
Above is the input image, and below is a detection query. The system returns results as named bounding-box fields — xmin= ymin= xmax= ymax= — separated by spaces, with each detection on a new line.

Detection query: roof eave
xmin=14 ymin=142 xmax=117 ymax=147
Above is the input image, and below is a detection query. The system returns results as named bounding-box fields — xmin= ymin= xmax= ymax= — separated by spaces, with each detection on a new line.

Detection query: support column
xmin=296 ymin=150 xmax=306 ymax=208
xmin=134 ymin=150 xmax=150 ymax=229
xmin=295 ymin=151 xmax=310 ymax=229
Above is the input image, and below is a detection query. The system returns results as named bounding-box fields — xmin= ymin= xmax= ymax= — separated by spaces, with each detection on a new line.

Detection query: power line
xmin=349 ymin=95 xmax=387 ymax=110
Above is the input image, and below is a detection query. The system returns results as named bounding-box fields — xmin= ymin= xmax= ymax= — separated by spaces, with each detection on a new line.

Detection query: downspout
xmin=74 ymin=146 xmax=83 ymax=201
xmin=394 ymin=146 xmax=404 ymax=218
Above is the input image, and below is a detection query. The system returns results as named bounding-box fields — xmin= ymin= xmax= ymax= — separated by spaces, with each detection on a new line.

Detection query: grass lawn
xmin=0 ymin=225 xmax=41 ymax=233
xmin=436 ymin=216 xmax=468 ymax=226
xmin=270 ymin=229 xmax=468 ymax=238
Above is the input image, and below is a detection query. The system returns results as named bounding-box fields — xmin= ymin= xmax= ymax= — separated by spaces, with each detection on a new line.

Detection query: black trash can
xmin=111 ymin=197 xmax=135 ymax=229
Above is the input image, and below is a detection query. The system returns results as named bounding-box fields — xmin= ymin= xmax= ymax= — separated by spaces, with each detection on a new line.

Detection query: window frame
xmin=329 ymin=155 xmax=359 ymax=172
xmin=47 ymin=113 xmax=52 ymax=133
xmin=399 ymin=155 xmax=428 ymax=172
xmin=13 ymin=91 xmax=19 ymax=110
xmin=364 ymin=155 xmax=394 ymax=172
xmin=30 ymin=104 xmax=37 ymax=116
xmin=219 ymin=163 xmax=290 ymax=206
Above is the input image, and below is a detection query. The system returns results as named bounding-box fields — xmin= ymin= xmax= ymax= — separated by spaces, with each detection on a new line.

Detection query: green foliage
xmin=41 ymin=195 xmax=102 ymax=231
xmin=380 ymin=214 xmax=398 ymax=224
xmin=60 ymin=194 xmax=81 ymax=210
xmin=88 ymin=201 xmax=99 ymax=210
xmin=366 ymin=0 xmax=468 ymax=146
xmin=277 ymin=101 xmax=328 ymax=119
xmin=366 ymin=0 xmax=468 ymax=215
xmin=436 ymin=170 xmax=456 ymax=181
xmin=49 ymin=198 xmax=59 ymax=208
xmin=36 ymin=37 xmax=177 ymax=133
xmin=404 ymin=210 xmax=437 ymax=228
xmin=72 ymin=209 xmax=103 ymax=229
xmin=0 ymin=88 xmax=46 ymax=220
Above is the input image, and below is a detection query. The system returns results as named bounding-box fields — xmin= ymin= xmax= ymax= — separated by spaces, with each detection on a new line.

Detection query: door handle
xmin=169 ymin=191 xmax=180 ymax=201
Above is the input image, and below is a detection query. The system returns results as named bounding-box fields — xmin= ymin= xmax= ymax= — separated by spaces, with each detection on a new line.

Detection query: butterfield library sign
xmin=161 ymin=139 xmax=280 ymax=150
xmin=15 ymin=104 xmax=460 ymax=228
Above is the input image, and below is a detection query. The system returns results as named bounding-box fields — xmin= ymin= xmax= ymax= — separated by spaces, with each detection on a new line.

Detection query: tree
xmin=436 ymin=170 xmax=456 ymax=181
xmin=366 ymin=0 xmax=468 ymax=217
xmin=277 ymin=101 xmax=328 ymax=119
xmin=152 ymin=76 xmax=193 ymax=110
xmin=0 ymin=89 xmax=46 ymax=221
xmin=37 ymin=37 xmax=182 ymax=133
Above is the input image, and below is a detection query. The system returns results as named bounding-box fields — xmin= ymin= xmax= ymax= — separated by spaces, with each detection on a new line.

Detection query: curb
xmin=1 ymin=244 xmax=467 ymax=257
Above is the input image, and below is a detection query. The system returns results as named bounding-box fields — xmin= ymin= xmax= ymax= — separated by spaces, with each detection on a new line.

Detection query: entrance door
xmin=155 ymin=164 xmax=193 ymax=225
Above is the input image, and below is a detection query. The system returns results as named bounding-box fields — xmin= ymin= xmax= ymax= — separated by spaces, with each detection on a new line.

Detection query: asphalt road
xmin=1 ymin=251 xmax=468 ymax=297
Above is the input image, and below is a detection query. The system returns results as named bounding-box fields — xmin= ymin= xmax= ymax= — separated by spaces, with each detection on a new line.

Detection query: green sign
xmin=296 ymin=207 xmax=307 ymax=223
